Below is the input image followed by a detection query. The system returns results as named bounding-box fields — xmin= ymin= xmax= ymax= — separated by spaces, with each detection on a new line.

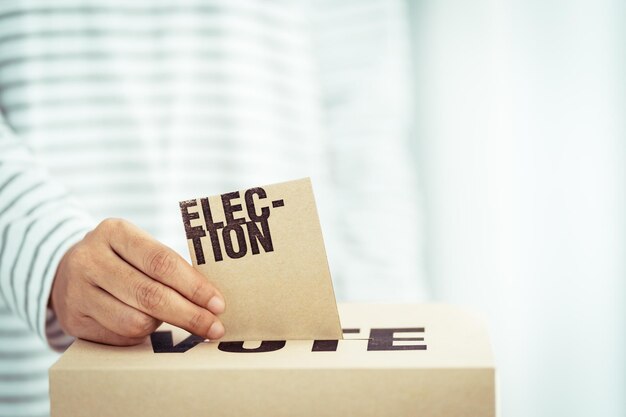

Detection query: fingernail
xmin=207 ymin=321 xmax=225 ymax=340
xmin=207 ymin=296 xmax=225 ymax=314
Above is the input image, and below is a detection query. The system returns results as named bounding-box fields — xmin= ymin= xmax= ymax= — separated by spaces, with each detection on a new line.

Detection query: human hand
xmin=50 ymin=218 xmax=225 ymax=346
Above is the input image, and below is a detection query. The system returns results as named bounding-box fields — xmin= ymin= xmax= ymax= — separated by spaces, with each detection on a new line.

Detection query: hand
xmin=50 ymin=218 xmax=226 ymax=346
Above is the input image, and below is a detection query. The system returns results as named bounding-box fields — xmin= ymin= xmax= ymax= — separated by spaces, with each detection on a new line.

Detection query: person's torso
xmin=0 ymin=0 xmax=329 ymax=255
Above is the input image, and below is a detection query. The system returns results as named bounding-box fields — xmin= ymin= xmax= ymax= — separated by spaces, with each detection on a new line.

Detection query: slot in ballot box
xmin=50 ymin=304 xmax=496 ymax=417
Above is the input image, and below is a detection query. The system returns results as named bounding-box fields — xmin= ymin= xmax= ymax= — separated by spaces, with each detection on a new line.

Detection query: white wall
xmin=408 ymin=0 xmax=626 ymax=416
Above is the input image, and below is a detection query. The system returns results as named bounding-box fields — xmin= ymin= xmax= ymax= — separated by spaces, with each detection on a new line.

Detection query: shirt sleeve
xmin=0 ymin=118 xmax=94 ymax=350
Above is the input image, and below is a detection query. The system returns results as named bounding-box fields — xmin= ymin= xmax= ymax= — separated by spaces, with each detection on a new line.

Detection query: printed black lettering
xmin=201 ymin=197 xmax=224 ymax=262
xmin=245 ymin=188 xmax=270 ymax=221
xmin=179 ymin=199 xmax=206 ymax=265
xmin=367 ymin=328 xmax=426 ymax=351
xmin=222 ymin=191 xmax=246 ymax=225
xmin=246 ymin=220 xmax=273 ymax=255
xmin=150 ymin=328 xmax=427 ymax=353
xmin=223 ymin=224 xmax=247 ymax=259
xmin=150 ymin=331 xmax=204 ymax=353
xmin=312 ymin=328 xmax=361 ymax=352
xmin=311 ymin=340 xmax=338 ymax=352
xmin=218 ymin=341 xmax=286 ymax=353
xmin=183 ymin=187 xmax=287 ymax=262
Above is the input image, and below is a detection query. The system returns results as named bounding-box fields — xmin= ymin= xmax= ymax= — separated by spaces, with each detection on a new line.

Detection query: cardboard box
xmin=50 ymin=304 xmax=495 ymax=417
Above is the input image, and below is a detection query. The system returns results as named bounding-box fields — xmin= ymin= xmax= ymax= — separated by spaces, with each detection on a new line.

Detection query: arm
xmin=0 ymin=119 xmax=226 ymax=350
xmin=0 ymin=118 xmax=92 ymax=349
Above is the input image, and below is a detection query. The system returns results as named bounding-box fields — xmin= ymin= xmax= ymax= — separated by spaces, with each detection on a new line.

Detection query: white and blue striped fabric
xmin=0 ymin=1 xmax=427 ymax=415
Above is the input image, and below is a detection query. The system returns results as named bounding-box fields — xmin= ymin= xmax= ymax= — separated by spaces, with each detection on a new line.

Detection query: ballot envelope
xmin=49 ymin=304 xmax=496 ymax=417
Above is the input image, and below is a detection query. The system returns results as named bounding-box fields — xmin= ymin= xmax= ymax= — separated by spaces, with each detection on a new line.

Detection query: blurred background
xmin=406 ymin=0 xmax=625 ymax=416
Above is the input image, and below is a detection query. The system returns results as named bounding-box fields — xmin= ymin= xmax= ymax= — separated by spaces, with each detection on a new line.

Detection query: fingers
xmin=101 ymin=219 xmax=225 ymax=314
xmin=93 ymin=252 xmax=225 ymax=340
xmin=72 ymin=316 xmax=146 ymax=347
xmin=83 ymin=285 xmax=162 ymax=338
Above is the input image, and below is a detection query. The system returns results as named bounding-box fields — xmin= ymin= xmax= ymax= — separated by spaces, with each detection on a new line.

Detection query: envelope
xmin=179 ymin=177 xmax=342 ymax=341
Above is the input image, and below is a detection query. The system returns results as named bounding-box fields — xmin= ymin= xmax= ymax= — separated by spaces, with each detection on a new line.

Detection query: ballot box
xmin=49 ymin=304 xmax=496 ymax=417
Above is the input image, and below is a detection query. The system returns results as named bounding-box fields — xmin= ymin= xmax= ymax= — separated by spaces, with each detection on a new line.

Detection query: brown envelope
xmin=179 ymin=177 xmax=342 ymax=341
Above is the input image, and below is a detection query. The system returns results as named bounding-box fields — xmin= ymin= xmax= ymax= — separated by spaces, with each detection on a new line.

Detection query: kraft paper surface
xmin=179 ymin=177 xmax=342 ymax=341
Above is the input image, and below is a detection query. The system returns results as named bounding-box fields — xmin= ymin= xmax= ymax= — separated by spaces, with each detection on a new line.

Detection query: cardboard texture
xmin=179 ymin=178 xmax=342 ymax=341
xmin=50 ymin=304 xmax=496 ymax=417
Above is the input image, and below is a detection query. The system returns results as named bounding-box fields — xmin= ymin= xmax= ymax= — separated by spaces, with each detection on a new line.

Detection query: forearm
xmin=0 ymin=121 xmax=93 ymax=347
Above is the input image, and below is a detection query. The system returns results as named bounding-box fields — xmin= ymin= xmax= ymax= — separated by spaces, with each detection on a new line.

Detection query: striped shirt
xmin=0 ymin=1 xmax=427 ymax=415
